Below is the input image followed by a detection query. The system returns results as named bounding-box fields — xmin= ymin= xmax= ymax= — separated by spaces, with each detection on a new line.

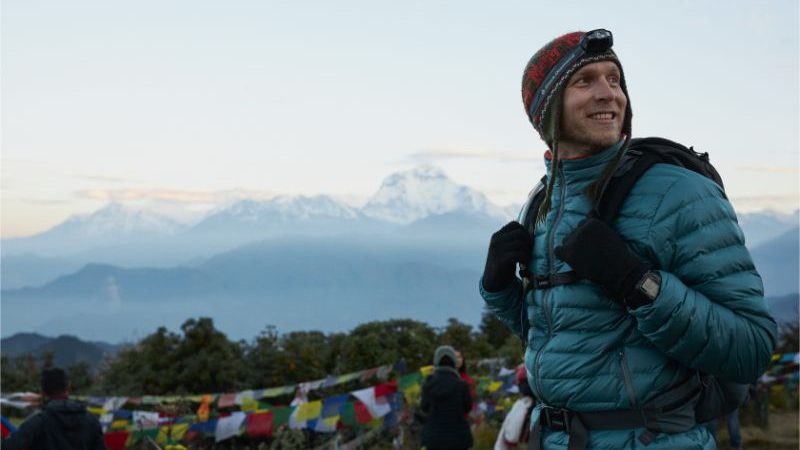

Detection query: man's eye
xmin=608 ymin=76 xmax=620 ymax=86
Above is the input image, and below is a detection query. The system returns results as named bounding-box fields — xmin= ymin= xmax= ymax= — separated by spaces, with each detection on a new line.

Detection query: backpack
xmin=516 ymin=137 xmax=748 ymax=425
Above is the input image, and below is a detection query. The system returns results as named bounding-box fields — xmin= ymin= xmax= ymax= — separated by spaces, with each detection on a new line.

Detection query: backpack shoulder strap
xmin=594 ymin=136 xmax=723 ymax=224
xmin=518 ymin=175 xmax=548 ymax=234
xmin=594 ymin=139 xmax=664 ymax=224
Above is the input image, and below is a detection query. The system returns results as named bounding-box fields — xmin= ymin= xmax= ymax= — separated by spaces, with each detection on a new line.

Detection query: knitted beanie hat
xmin=521 ymin=29 xmax=633 ymax=222
xmin=433 ymin=345 xmax=457 ymax=367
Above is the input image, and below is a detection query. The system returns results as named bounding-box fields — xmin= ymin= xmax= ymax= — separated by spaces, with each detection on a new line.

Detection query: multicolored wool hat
xmin=520 ymin=29 xmax=633 ymax=221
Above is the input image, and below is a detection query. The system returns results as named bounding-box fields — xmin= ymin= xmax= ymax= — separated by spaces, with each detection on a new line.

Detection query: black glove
xmin=554 ymin=217 xmax=649 ymax=302
xmin=482 ymin=222 xmax=532 ymax=292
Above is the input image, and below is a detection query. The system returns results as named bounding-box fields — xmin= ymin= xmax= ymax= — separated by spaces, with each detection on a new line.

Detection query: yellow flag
xmin=420 ymin=365 xmax=434 ymax=377
xmin=87 ymin=407 xmax=106 ymax=416
xmin=488 ymin=381 xmax=503 ymax=393
xmin=403 ymin=384 xmax=422 ymax=404
xmin=241 ymin=397 xmax=259 ymax=412
xmin=296 ymin=400 xmax=323 ymax=421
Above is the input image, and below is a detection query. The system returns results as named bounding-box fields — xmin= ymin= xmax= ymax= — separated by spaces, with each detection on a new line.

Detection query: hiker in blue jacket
xmin=479 ymin=29 xmax=777 ymax=450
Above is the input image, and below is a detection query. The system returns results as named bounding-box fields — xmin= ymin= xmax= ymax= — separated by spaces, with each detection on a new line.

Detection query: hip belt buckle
xmin=542 ymin=406 xmax=572 ymax=432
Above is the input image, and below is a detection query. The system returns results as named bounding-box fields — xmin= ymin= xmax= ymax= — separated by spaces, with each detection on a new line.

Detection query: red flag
xmin=374 ymin=381 xmax=398 ymax=398
xmin=247 ymin=411 xmax=273 ymax=437
xmin=353 ymin=400 xmax=372 ymax=424
xmin=103 ymin=430 xmax=130 ymax=450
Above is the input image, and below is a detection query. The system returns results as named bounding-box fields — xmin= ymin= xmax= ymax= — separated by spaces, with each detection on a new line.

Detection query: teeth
xmin=589 ymin=113 xmax=614 ymax=120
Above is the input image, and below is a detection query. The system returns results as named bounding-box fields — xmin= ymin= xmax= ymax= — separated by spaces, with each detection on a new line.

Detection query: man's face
xmin=559 ymin=61 xmax=627 ymax=153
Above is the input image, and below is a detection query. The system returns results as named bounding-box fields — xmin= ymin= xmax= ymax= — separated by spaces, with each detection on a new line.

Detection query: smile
xmin=587 ymin=112 xmax=616 ymax=120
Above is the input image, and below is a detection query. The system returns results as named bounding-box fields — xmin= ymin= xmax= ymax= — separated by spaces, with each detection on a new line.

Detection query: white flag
xmin=133 ymin=411 xmax=159 ymax=429
xmin=352 ymin=387 xmax=391 ymax=418
xmin=215 ymin=412 xmax=246 ymax=442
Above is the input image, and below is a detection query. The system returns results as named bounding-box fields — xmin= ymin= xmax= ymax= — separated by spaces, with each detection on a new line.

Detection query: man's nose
xmin=592 ymin=79 xmax=617 ymax=101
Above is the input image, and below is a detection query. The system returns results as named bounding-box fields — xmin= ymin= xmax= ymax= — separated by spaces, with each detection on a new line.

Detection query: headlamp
xmin=528 ymin=29 xmax=616 ymax=123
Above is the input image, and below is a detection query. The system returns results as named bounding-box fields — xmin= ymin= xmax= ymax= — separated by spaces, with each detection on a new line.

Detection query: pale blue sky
xmin=2 ymin=0 xmax=798 ymax=237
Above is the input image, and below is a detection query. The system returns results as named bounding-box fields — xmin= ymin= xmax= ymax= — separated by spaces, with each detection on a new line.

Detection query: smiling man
xmin=479 ymin=30 xmax=776 ymax=450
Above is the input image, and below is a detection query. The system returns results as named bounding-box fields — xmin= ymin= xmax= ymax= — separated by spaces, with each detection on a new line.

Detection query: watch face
xmin=641 ymin=276 xmax=660 ymax=299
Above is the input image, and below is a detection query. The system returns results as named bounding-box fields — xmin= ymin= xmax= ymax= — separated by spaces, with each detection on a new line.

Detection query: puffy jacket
xmin=2 ymin=399 xmax=107 ymax=450
xmin=421 ymin=368 xmax=473 ymax=450
xmin=480 ymin=141 xmax=777 ymax=450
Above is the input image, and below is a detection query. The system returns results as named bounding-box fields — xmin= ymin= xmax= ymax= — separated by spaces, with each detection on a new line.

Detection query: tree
xmin=337 ymin=319 xmax=437 ymax=372
xmin=173 ymin=318 xmax=247 ymax=394
xmin=246 ymin=325 xmax=283 ymax=387
xmin=1 ymin=354 xmax=40 ymax=393
xmin=479 ymin=308 xmax=512 ymax=350
xmin=98 ymin=326 xmax=180 ymax=395
xmin=67 ymin=362 xmax=93 ymax=394
xmin=276 ymin=331 xmax=331 ymax=384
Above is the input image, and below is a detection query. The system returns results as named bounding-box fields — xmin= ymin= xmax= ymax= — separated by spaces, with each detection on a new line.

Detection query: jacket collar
xmin=545 ymin=140 xmax=625 ymax=181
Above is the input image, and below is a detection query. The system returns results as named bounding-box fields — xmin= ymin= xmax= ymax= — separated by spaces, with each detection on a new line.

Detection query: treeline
xmin=1 ymin=312 xmax=522 ymax=397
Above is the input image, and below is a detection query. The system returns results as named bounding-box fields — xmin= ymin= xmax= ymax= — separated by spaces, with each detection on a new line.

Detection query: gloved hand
xmin=482 ymin=222 xmax=532 ymax=292
xmin=554 ymin=217 xmax=649 ymax=302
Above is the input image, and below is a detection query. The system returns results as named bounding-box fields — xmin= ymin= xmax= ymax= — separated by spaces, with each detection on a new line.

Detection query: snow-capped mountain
xmin=362 ymin=165 xmax=507 ymax=224
xmin=208 ymin=195 xmax=360 ymax=224
xmin=55 ymin=202 xmax=184 ymax=237
xmin=1 ymin=203 xmax=185 ymax=258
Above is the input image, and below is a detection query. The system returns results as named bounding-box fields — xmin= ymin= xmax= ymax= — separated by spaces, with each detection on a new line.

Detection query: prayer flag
xmin=103 ymin=430 xmax=130 ymax=450
xmin=321 ymin=394 xmax=349 ymax=418
xmin=353 ymin=400 xmax=373 ymax=424
xmin=197 ymin=394 xmax=212 ymax=422
xmin=340 ymin=402 xmax=357 ymax=427
xmin=399 ymin=373 xmax=422 ymax=390
xmin=271 ymin=406 xmax=292 ymax=430
xmin=133 ymin=411 xmax=159 ymax=429
xmin=352 ymin=387 xmax=391 ymax=418
xmin=215 ymin=412 xmax=246 ymax=442
xmin=314 ymin=415 xmax=340 ymax=433
xmin=1 ymin=416 xmax=16 ymax=438
xmin=374 ymin=381 xmax=398 ymax=398
xmin=296 ymin=400 xmax=322 ymax=421
xmin=217 ymin=393 xmax=237 ymax=409
xmin=246 ymin=411 xmax=273 ymax=437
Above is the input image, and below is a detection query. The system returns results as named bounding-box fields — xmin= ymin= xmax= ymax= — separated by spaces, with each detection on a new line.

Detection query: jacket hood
xmin=44 ymin=399 xmax=88 ymax=430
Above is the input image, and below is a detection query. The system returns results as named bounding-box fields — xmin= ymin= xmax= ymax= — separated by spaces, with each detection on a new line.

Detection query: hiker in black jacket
xmin=420 ymin=345 xmax=473 ymax=450
xmin=2 ymin=368 xmax=107 ymax=450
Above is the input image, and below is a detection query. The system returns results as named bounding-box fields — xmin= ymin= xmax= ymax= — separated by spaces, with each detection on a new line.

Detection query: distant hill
xmin=768 ymin=293 xmax=799 ymax=327
xmin=1 ymin=333 xmax=121 ymax=372
xmin=751 ymin=227 xmax=799 ymax=297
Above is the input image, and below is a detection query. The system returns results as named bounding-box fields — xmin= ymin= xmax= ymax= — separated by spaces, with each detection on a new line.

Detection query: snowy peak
xmin=213 ymin=195 xmax=360 ymax=223
xmin=53 ymin=203 xmax=183 ymax=237
xmin=362 ymin=165 xmax=505 ymax=224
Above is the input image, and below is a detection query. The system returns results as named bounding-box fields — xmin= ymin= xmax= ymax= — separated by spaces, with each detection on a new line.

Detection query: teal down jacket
xmin=480 ymin=142 xmax=777 ymax=450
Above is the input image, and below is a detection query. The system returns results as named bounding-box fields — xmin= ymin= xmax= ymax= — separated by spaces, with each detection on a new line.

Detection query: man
xmin=480 ymin=29 xmax=776 ymax=450
xmin=3 ymin=368 xmax=106 ymax=450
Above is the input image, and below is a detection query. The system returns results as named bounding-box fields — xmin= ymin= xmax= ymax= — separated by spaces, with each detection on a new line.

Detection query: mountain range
xmin=1 ymin=165 xmax=797 ymax=342
xmin=0 ymin=332 xmax=121 ymax=372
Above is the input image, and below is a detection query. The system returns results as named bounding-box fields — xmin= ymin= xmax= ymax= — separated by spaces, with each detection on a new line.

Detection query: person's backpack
xmin=516 ymin=136 xmax=748 ymax=425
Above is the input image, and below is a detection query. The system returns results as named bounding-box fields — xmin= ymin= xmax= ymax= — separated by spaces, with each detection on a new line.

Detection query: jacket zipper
xmin=619 ymin=351 xmax=639 ymax=408
xmin=533 ymin=164 xmax=566 ymax=405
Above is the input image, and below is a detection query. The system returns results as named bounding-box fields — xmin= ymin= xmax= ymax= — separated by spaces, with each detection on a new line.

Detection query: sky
xmin=2 ymin=0 xmax=798 ymax=238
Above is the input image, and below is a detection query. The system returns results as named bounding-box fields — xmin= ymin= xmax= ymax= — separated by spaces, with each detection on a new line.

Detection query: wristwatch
xmin=625 ymin=270 xmax=661 ymax=309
